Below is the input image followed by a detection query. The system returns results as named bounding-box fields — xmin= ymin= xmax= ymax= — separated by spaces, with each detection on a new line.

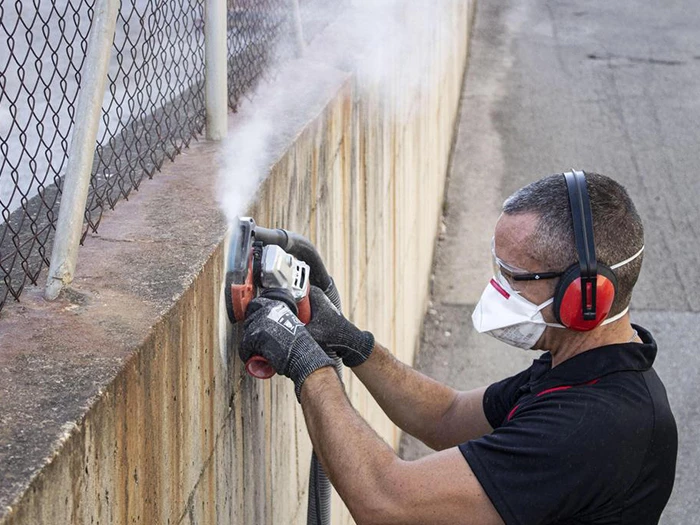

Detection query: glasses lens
xmin=491 ymin=249 xmax=519 ymax=291
xmin=491 ymin=238 xmax=533 ymax=292
xmin=490 ymin=238 xmax=563 ymax=293
xmin=491 ymin=250 xmax=502 ymax=280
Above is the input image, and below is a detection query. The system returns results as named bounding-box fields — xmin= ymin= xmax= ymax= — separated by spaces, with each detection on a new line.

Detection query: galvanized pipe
xmin=45 ymin=0 xmax=120 ymax=301
xmin=205 ymin=0 xmax=228 ymax=140
xmin=289 ymin=0 xmax=306 ymax=58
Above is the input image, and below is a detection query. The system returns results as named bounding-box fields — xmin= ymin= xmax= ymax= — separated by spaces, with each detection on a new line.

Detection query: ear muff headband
xmin=563 ymin=170 xmax=598 ymax=321
xmin=553 ymin=170 xmax=617 ymax=331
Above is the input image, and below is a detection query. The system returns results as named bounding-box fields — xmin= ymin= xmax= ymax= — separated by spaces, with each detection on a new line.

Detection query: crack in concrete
xmin=587 ymin=53 xmax=686 ymax=66
xmin=545 ymin=0 xmax=570 ymax=74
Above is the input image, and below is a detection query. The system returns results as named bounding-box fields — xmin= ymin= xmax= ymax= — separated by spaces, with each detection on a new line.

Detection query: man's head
xmin=498 ymin=172 xmax=644 ymax=317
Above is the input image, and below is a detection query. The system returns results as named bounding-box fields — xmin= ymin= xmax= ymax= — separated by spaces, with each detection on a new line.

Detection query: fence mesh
xmin=226 ymin=0 xmax=289 ymax=110
xmin=0 ymin=0 xmax=294 ymax=313
xmin=0 ymin=0 xmax=91 ymax=311
xmin=84 ymin=0 xmax=207 ymax=235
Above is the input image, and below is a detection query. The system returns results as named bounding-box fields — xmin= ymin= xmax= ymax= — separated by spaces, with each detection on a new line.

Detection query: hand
xmin=240 ymin=297 xmax=335 ymax=401
xmin=305 ymin=286 xmax=375 ymax=367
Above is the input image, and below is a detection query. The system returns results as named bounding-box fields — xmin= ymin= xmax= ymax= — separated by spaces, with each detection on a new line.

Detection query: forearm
xmin=300 ymin=367 xmax=503 ymax=525
xmin=351 ymin=342 xmax=459 ymax=449
xmin=301 ymin=367 xmax=400 ymax=523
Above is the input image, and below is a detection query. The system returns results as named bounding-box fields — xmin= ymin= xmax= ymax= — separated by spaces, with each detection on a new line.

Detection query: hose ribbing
xmin=247 ymin=222 xmax=341 ymax=525
xmin=306 ymin=281 xmax=343 ymax=525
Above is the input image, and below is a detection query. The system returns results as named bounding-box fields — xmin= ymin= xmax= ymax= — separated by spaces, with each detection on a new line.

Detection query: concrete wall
xmin=0 ymin=1 xmax=473 ymax=523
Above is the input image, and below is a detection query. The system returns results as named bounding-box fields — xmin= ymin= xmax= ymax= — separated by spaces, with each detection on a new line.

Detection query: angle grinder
xmin=224 ymin=216 xmax=341 ymax=525
xmin=225 ymin=217 xmax=313 ymax=379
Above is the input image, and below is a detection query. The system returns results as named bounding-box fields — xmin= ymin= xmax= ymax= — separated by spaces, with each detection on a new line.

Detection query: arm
xmin=238 ymin=297 xmax=502 ymax=524
xmin=301 ymin=367 xmax=504 ymax=525
xmin=304 ymin=286 xmax=492 ymax=448
xmin=353 ymin=342 xmax=492 ymax=450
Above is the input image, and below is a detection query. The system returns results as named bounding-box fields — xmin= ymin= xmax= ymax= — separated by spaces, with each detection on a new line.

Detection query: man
xmin=240 ymin=172 xmax=677 ymax=524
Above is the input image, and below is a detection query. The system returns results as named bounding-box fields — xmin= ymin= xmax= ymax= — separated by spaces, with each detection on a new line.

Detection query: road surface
xmin=400 ymin=1 xmax=700 ymax=524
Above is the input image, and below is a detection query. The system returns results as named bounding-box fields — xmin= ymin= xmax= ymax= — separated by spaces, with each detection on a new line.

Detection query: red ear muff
xmin=553 ymin=264 xmax=618 ymax=331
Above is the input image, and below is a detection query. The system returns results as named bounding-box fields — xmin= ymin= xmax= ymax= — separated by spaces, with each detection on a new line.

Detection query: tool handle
xmin=297 ymin=294 xmax=311 ymax=324
xmin=245 ymin=295 xmax=311 ymax=380
xmin=245 ymin=356 xmax=277 ymax=379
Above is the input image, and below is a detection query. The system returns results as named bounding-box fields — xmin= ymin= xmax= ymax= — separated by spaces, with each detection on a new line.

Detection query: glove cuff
xmin=336 ymin=329 xmax=375 ymax=368
xmin=288 ymin=338 xmax=336 ymax=402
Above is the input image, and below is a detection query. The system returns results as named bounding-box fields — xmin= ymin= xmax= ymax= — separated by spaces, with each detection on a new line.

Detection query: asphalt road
xmin=400 ymin=1 xmax=700 ymax=523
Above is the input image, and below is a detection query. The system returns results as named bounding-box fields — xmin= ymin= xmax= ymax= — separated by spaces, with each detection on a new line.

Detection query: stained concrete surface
xmin=400 ymin=1 xmax=700 ymax=523
xmin=0 ymin=0 xmax=472 ymax=518
xmin=0 ymin=60 xmax=357 ymax=524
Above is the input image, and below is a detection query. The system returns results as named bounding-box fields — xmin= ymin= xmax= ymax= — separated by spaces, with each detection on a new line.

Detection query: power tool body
xmin=225 ymin=217 xmax=312 ymax=378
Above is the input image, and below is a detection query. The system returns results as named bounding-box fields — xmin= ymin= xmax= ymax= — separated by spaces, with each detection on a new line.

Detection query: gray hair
xmin=502 ymin=172 xmax=644 ymax=316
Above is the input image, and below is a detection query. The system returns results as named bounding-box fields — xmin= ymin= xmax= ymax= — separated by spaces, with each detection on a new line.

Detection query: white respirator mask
xmin=471 ymin=273 xmax=630 ymax=350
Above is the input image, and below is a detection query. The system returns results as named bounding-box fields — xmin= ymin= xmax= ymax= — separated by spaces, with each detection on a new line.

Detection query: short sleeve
xmin=482 ymin=367 xmax=532 ymax=429
xmin=460 ymin=390 xmax=638 ymax=525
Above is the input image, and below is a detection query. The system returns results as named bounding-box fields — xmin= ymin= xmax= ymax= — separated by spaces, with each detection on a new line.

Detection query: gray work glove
xmin=240 ymin=297 xmax=335 ymax=401
xmin=305 ymin=286 xmax=375 ymax=367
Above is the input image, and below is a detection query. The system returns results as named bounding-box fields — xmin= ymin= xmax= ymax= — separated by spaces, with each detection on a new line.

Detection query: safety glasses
xmin=491 ymin=238 xmax=563 ymax=290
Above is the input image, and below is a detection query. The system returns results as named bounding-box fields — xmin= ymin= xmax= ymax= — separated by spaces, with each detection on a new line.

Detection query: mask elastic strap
xmin=544 ymin=321 xmax=566 ymax=329
xmin=537 ymin=298 xmax=566 ymax=328
xmin=601 ymin=306 xmax=630 ymax=325
xmin=545 ymin=306 xmax=630 ymax=330
xmin=536 ymin=297 xmax=554 ymax=312
xmin=610 ymin=245 xmax=644 ymax=270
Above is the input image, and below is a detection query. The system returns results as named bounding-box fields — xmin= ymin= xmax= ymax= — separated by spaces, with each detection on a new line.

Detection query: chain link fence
xmin=84 ymin=0 xmax=208 ymax=235
xmin=0 ymin=0 xmax=90 ymax=311
xmin=0 ymin=0 xmax=307 ymax=313
xmin=226 ymin=0 xmax=289 ymax=110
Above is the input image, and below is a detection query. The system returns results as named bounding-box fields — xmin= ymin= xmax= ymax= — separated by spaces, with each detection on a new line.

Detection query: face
xmin=493 ymin=212 xmax=559 ymax=322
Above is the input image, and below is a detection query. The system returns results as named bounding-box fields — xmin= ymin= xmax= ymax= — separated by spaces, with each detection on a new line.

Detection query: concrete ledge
xmin=0 ymin=59 xmax=351 ymax=524
xmin=0 ymin=1 xmax=474 ymax=523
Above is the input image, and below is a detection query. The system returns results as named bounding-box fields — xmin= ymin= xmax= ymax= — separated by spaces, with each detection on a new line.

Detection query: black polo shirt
xmin=459 ymin=325 xmax=677 ymax=525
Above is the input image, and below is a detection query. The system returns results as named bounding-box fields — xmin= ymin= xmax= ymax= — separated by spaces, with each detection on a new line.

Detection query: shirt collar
xmin=525 ymin=324 xmax=657 ymax=390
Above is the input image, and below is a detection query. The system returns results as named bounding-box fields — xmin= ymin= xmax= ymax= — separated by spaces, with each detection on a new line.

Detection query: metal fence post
xmin=45 ymin=0 xmax=120 ymax=301
xmin=289 ymin=0 xmax=306 ymax=58
xmin=205 ymin=0 xmax=228 ymax=140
